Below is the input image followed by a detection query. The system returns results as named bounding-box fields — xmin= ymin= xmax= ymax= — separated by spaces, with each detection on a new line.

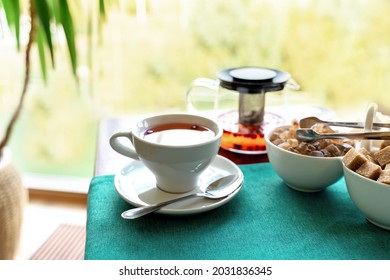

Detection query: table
xmin=85 ymin=117 xmax=390 ymax=260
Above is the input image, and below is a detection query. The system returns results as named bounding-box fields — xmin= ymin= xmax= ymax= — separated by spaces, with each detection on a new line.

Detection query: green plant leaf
xmin=49 ymin=0 xmax=61 ymax=25
xmin=35 ymin=0 xmax=55 ymax=67
xmin=99 ymin=0 xmax=106 ymax=20
xmin=1 ymin=0 xmax=21 ymax=50
xmin=58 ymin=0 xmax=77 ymax=77
xmin=12 ymin=0 xmax=20 ymax=50
xmin=37 ymin=27 xmax=48 ymax=83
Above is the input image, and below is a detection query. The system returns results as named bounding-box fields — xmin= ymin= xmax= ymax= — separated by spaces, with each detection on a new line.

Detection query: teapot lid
xmin=217 ymin=66 xmax=291 ymax=93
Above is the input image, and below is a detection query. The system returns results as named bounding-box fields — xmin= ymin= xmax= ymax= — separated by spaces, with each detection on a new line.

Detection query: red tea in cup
xmin=142 ymin=123 xmax=216 ymax=146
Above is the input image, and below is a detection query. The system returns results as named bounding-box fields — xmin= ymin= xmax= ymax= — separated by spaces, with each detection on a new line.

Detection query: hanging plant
xmin=0 ymin=0 xmax=78 ymax=156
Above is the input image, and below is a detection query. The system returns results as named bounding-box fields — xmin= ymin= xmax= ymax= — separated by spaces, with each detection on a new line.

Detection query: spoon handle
xmin=320 ymin=131 xmax=390 ymax=140
xmin=296 ymin=129 xmax=390 ymax=142
xmin=121 ymin=193 xmax=199 ymax=219
xmin=320 ymin=121 xmax=390 ymax=129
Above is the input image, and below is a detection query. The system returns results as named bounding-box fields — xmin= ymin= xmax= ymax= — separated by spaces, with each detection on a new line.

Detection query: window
xmin=1 ymin=0 xmax=389 ymax=191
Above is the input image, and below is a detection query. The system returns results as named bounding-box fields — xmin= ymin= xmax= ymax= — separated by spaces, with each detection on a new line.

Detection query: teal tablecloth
xmin=85 ymin=163 xmax=390 ymax=260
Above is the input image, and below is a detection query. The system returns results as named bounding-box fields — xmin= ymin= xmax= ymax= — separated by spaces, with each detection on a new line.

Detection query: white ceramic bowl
xmin=265 ymin=125 xmax=343 ymax=192
xmin=343 ymin=164 xmax=390 ymax=230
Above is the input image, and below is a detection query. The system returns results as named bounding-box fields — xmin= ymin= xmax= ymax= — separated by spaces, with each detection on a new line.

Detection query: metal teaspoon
xmin=296 ymin=128 xmax=390 ymax=142
xmin=121 ymin=174 xmax=242 ymax=219
xmin=299 ymin=116 xmax=390 ymax=129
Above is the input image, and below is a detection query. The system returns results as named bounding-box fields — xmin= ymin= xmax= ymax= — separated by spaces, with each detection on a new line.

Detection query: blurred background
xmin=1 ymin=0 xmax=390 ymax=184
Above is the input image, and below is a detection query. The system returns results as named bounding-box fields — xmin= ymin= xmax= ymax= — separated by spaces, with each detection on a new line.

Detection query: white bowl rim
xmin=343 ymin=163 xmax=390 ymax=189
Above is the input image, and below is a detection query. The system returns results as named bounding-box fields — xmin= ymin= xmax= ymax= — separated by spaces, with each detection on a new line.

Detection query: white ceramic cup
xmin=109 ymin=113 xmax=222 ymax=193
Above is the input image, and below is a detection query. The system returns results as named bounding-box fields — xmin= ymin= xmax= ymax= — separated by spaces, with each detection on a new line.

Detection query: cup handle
xmin=109 ymin=132 xmax=140 ymax=160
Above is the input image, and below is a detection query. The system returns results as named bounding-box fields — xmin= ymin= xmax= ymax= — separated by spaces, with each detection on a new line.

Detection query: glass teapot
xmin=186 ymin=66 xmax=299 ymax=154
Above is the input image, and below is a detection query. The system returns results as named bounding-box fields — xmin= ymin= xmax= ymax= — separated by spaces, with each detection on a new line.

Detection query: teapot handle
xmin=186 ymin=78 xmax=219 ymax=112
xmin=190 ymin=77 xmax=219 ymax=90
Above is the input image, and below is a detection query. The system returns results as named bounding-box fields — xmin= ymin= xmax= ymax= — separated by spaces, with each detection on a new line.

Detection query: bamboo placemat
xmin=29 ymin=224 xmax=85 ymax=260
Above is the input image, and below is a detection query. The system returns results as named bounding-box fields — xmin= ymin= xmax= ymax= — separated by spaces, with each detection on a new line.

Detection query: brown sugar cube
xmin=385 ymin=163 xmax=390 ymax=170
xmin=380 ymin=140 xmax=390 ymax=150
xmin=356 ymin=161 xmax=382 ymax=180
xmin=377 ymin=170 xmax=390 ymax=185
xmin=342 ymin=148 xmax=367 ymax=170
xmin=358 ymin=147 xmax=376 ymax=163
xmin=374 ymin=146 xmax=390 ymax=167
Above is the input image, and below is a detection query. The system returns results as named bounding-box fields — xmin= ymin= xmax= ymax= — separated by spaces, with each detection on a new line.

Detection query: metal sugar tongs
xmin=296 ymin=113 xmax=390 ymax=142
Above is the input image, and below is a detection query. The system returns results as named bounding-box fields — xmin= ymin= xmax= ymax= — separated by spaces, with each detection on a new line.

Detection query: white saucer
xmin=114 ymin=155 xmax=244 ymax=215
